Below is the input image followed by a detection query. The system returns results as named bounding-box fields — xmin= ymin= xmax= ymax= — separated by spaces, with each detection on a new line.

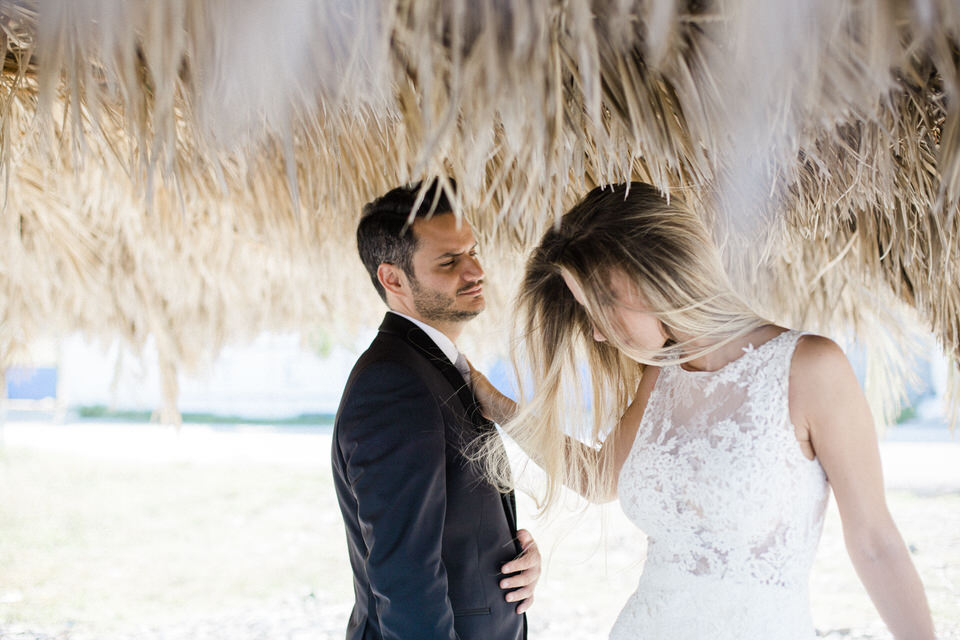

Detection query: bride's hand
xmin=467 ymin=361 xmax=518 ymax=424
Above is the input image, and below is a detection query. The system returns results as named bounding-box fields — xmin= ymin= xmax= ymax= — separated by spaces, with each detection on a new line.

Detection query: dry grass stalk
xmin=0 ymin=0 xmax=957 ymax=426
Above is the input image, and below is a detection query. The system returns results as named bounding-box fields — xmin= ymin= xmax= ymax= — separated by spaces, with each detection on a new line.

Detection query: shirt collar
xmin=388 ymin=310 xmax=460 ymax=365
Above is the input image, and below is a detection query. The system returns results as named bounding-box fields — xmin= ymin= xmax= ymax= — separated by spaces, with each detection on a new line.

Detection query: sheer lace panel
xmin=611 ymin=331 xmax=829 ymax=640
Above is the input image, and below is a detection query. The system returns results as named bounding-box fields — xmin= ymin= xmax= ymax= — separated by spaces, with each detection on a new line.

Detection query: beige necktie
xmin=454 ymin=352 xmax=472 ymax=390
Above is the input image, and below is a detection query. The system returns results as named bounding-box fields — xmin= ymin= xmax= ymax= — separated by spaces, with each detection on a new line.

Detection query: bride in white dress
xmin=473 ymin=182 xmax=935 ymax=639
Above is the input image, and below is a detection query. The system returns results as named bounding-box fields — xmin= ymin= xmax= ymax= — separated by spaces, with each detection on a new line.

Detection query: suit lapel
xmin=378 ymin=313 xmax=478 ymax=415
xmin=379 ymin=313 xmax=520 ymax=538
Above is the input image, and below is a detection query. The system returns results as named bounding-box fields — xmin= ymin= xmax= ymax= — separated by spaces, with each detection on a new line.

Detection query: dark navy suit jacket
xmin=332 ymin=312 xmax=527 ymax=640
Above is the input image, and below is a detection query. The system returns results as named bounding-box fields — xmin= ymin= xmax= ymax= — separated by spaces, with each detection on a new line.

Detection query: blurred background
xmin=1 ymin=328 xmax=958 ymax=640
xmin=3 ymin=1 xmax=960 ymax=638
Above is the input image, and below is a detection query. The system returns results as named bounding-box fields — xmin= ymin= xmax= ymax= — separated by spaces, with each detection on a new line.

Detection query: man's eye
xmin=440 ymin=260 xmax=455 ymax=267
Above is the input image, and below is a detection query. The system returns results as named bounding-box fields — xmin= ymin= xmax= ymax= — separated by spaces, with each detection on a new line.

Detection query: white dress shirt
xmin=388 ymin=310 xmax=460 ymax=365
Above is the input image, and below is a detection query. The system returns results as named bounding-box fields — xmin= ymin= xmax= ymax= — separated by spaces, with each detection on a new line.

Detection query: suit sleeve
xmin=338 ymin=361 xmax=459 ymax=640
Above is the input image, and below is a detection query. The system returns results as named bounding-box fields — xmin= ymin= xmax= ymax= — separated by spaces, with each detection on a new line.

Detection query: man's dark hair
xmin=357 ymin=179 xmax=455 ymax=302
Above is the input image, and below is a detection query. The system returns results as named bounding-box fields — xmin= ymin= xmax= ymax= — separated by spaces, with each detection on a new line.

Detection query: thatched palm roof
xmin=0 ymin=0 xmax=958 ymax=423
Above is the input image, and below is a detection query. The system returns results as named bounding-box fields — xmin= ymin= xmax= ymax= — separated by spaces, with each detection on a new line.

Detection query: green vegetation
xmin=75 ymin=405 xmax=334 ymax=426
xmin=895 ymin=404 xmax=918 ymax=424
xmin=307 ymin=327 xmax=334 ymax=359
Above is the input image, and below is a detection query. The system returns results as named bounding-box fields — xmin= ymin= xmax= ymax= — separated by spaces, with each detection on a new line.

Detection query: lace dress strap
xmin=611 ymin=328 xmax=829 ymax=640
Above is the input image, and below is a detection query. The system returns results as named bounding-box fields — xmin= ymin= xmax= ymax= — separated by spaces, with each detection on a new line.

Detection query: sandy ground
xmin=1 ymin=419 xmax=958 ymax=639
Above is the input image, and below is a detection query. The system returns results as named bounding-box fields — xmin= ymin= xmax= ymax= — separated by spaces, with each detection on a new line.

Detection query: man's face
xmin=406 ymin=213 xmax=485 ymax=324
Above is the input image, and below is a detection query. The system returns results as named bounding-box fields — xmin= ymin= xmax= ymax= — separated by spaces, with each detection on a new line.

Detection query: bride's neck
xmin=677 ymin=324 xmax=778 ymax=372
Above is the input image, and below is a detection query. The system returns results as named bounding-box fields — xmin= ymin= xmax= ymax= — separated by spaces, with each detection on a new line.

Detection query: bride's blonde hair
xmin=484 ymin=182 xmax=767 ymax=509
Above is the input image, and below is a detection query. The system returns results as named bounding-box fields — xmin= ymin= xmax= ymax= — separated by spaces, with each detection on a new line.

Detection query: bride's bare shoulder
xmin=792 ymin=333 xmax=849 ymax=371
xmin=637 ymin=364 xmax=660 ymax=395
xmin=621 ymin=366 xmax=659 ymax=425
xmin=789 ymin=333 xmax=860 ymax=421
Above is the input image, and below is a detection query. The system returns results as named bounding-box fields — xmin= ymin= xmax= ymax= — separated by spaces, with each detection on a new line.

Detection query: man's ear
xmin=377 ymin=263 xmax=406 ymax=298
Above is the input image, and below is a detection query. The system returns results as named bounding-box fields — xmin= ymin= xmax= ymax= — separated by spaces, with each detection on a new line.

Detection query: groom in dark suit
xmin=332 ymin=180 xmax=539 ymax=640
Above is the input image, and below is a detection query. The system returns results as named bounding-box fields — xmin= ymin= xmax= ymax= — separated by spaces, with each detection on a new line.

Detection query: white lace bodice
xmin=611 ymin=330 xmax=829 ymax=639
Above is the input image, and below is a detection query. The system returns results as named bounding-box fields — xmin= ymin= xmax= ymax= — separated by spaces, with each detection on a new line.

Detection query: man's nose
xmin=462 ymin=254 xmax=484 ymax=280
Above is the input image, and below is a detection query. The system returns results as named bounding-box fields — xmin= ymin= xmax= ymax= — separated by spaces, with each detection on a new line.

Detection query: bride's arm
xmin=790 ymin=336 xmax=935 ymax=640
xmin=470 ymin=363 xmax=658 ymax=503
xmin=468 ymin=364 xmax=521 ymax=426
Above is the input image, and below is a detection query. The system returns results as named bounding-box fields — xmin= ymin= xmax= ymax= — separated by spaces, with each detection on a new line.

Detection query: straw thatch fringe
xmin=0 ymin=0 xmax=959 ymax=425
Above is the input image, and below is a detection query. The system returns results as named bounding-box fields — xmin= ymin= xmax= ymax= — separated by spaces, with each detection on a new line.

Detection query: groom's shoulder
xmin=358 ymin=327 xmax=425 ymax=367
xmin=334 ymin=337 xmax=447 ymax=443
xmin=343 ymin=332 xmax=432 ymax=393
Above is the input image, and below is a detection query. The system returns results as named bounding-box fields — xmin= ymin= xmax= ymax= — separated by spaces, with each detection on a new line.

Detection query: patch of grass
xmin=74 ymin=405 xmax=335 ymax=426
xmin=895 ymin=404 xmax=918 ymax=424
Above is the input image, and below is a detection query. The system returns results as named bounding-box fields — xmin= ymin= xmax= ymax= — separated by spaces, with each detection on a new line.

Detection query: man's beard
xmin=410 ymin=276 xmax=483 ymax=323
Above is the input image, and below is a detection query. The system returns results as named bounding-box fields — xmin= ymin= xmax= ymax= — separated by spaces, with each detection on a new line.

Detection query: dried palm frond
xmin=0 ymin=0 xmax=958 ymax=426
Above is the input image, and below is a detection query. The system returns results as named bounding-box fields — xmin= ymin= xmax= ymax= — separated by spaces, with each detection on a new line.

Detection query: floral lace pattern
xmin=611 ymin=330 xmax=829 ymax=639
